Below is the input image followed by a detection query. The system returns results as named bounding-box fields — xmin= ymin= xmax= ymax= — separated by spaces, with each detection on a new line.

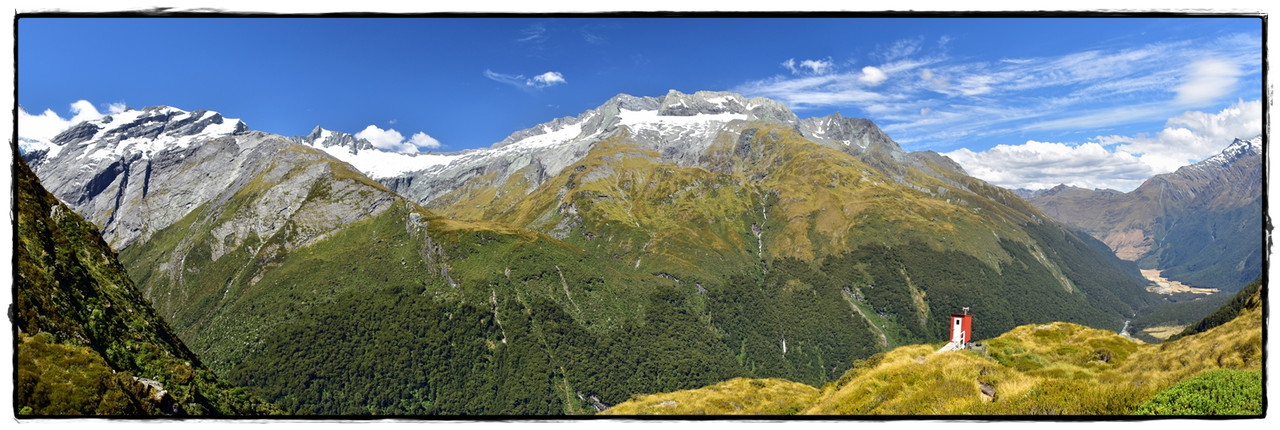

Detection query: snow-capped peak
xmin=286 ymin=126 xmax=463 ymax=180
xmin=293 ymin=126 xmax=376 ymax=153
xmin=1202 ymin=135 xmax=1262 ymax=166
xmin=489 ymin=89 xmax=796 ymax=155
xmin=40 ymin=106 xmax=247 ymax=162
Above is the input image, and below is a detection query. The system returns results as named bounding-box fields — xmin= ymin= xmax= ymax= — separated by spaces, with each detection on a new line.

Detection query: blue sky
xmin=17 ymin=16 xmax=1263 ymax=191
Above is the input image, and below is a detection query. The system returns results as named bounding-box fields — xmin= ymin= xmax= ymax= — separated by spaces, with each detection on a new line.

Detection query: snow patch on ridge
xmin=315 ymin=145 xmax=462 ymax=179
xmin=79 ymin=108 xmax=245 ymax=162
xmin=1202 ymin=135 xmax=1261 ymax=166
xmin=500 ymin=121 xmax=587 ymax=151
xmin=617 ymin=108 xmax=747 ymax=140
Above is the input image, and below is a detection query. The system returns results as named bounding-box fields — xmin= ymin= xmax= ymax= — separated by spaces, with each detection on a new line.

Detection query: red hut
xmin=949 ymin=307 xmax=973 ymax=346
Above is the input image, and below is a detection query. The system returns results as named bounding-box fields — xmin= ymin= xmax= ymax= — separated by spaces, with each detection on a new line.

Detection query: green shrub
xmin=1135 ymin=369 xmax=1262 ymax=415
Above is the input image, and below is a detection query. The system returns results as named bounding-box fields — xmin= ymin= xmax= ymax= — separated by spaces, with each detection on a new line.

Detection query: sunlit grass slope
xmin=605 ymin=281 xmax=1262 ymax=416
xmin=601 ymin=378 xmax=819 ymax=415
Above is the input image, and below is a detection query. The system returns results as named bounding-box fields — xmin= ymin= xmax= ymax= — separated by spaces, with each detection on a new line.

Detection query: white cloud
xmin=18 ymin=99 xmax=125 ymax=143
xmin=18 ymin=107 xmax=74 ymax=144
xmin=485 ymin=69 xmax=566 ymax=91
xmin=800 ymin=58 xmax=834 ymax=75
xmin=859 ymin=66 xmax=887 ymax=85
xmin=1098 ymin=98 xmax=1261 ymax=173
xmin=408 ymin=131 xmax=442 ymax=149
xmin=781 ymin=58 xmax=797 ymax=74
xmin=1174 ymin=58 xmax=1242 ymax=106
xmin=943 ymin=99 xmax=1262 ymax=192
xmin=945 ymin=141 xmax=1156 ymax=191
xmin=355 ymin=125 xmax=442 ymax=153
xmin=528 ymin=71 xmax=566 ymax=88
xmin=782 ymin=58 xmax=834 ymax=75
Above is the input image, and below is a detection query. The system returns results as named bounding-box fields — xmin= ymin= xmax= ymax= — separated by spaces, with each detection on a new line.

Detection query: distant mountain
xmin=1026 ymin=137 xmax=1263 ymax=291
xmin=22 ymin=91 xmax=1158 ymax=415
xmin=13 ymin=153 xmax=276 ymax=416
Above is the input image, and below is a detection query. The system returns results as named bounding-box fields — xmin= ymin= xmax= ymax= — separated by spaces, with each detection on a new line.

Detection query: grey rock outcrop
xmin=22 ymin=106 xmax=398 ymax=256
xmin=290 ymin=125 xmax=378 ymax=154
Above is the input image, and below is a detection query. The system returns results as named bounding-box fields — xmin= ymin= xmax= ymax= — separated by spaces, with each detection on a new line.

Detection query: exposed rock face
xmin=23 ymin=104 xmax=458 ymax=379
xmin=24 ymin=107 xmax=247 ymax=249
xmin=290 ymin=125 xmax=377 ymax=154
xmin=364 ymin=89 xmax=927 ymax=211
xmin=367 ymin=90 xmax=788 ymax=207
xmin=22 ymin=106 xmax=403 ymax=255
xmin=799 ymin=112 xmax=901 ymax=157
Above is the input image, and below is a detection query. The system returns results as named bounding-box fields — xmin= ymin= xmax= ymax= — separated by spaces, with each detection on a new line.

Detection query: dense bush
xmin=13 ymin=158 xmax=276 ymax=416
xmin=1135 ymin=369 xmax=1262 ymax=415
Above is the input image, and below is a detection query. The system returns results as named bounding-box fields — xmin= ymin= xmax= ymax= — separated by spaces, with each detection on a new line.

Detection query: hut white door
xmin=951 ymin=317 xmax=964 ymax=343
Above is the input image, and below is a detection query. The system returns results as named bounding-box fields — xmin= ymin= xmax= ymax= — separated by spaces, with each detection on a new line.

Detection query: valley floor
xmin=1140 ymin=270 xmax=1218 ymax=295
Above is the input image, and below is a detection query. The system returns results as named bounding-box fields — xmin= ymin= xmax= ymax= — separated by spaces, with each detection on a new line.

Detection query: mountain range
xmin=1021 ymin=136 xmax=1263 ymax=292
xmin=18 ymin=89 xmax=1245 ymax=415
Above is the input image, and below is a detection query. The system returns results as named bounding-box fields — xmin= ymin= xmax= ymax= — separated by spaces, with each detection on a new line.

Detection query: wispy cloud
xmin=355 ymin=125 xmax=442 ymax=152
xmin=878 ymin=36 xmax=924 ymax=62
xmin=517 ymin=22 xmax=547 ymax=43
xmin=1175 ymin=58 xmax=1242 ymax=106
xmin=782 ymin=57 xmax=835 ymax=75
xmin=581 ymin=22 xmax=617 ymax=45
xmin=484 ymin=69 xmax=525 ymax=87
xmin=943 ymin=99 xmax=1262 ymax=191
xmin=484 ymin=69 xmax=567 ymax=91
xmin=735 ymin=33 xmax=1259 ymax=157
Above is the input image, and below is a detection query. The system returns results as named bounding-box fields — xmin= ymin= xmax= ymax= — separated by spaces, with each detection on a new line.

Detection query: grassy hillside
xmin=605 ymin=278 xmax=1262 ymax=415
xmin=13 ymin=156 xmax=277 ymax=416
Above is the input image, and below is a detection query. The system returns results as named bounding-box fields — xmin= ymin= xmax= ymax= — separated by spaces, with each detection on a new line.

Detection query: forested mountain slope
xmin=13 ymin=154 xmax=277 ymax=416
